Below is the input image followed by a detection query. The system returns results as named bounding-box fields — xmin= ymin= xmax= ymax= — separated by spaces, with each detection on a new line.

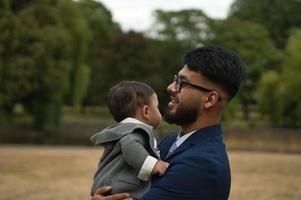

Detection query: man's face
xmin=163 ymin=66 xmax=211 ymax=125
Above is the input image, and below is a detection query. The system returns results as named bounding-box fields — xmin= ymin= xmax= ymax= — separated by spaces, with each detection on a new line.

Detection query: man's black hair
xmin=184 ymin=45 xmax=246 ymax=99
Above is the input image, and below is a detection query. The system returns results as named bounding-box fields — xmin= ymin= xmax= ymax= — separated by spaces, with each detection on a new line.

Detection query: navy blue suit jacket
xmin=140 ymin=124 xmax=231 ymax=200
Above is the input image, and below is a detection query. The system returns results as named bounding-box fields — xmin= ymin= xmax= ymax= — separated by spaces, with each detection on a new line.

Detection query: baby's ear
xmin=142 ymin=105 xmax=150 ymax=119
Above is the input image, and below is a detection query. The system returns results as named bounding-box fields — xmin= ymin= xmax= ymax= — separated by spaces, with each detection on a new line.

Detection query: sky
xmin=98 ymin=0 xmax=234 ymax=31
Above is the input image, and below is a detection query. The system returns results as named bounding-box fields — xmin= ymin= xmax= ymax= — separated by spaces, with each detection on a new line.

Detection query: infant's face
xmin=147 ymin=94 xmax=162 ymax=129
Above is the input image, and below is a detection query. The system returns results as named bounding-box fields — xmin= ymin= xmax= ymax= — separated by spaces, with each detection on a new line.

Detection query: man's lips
xmin=168 ymin=95 xmax=178 ymax=107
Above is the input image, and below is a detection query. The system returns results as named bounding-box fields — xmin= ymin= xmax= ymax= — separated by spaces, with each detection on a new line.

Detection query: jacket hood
xmin=91 ymin=122 xmax=154 ymax=145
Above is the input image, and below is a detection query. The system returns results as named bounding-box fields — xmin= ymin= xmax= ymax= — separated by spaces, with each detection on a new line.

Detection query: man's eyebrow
xmin=178 ymin=74 xmax=188 ymax=81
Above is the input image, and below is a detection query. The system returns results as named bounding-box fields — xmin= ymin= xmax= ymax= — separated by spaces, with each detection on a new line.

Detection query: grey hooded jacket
xmin=90 ymin=122 xmax=159 ymax=199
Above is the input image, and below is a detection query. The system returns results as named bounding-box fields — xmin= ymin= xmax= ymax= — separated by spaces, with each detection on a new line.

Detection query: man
xmin=91 ymin=45 xmax=246 ymax=200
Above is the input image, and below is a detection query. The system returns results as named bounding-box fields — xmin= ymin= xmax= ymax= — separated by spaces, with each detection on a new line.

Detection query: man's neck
xmin=180 ymin=118 xmax=220 ymax=136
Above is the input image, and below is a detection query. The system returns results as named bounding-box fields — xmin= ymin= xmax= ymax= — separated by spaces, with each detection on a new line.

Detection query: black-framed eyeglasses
xmin=173 ymin=75 xmax=222 ymax=100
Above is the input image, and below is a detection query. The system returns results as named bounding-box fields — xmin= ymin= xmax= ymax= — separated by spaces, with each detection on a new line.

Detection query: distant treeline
xmin=0 ymin=0 xmax=301 ymax=130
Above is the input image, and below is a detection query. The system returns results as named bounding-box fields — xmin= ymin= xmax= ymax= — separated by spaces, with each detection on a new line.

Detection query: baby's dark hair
xmin=107 ymin=81 xmax=155 ymax=122
xmin=184 ymin=45 xmax=246 ymax=100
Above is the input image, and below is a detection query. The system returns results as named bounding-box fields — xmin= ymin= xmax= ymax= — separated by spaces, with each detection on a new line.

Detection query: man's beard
xmin=163 ymin=102 xmax=199 ymax=126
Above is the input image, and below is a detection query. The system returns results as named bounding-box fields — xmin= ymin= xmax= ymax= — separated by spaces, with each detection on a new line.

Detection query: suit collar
xmin=164 ymin=124 xmax=222 ymax=160
xmin=184 ymin=124 xmax=222 ymax=145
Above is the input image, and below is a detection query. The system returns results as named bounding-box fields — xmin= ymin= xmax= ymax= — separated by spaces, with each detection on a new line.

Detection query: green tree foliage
xmin=0 ymin=4 xmax=20 ymax=121
xmin=278 ymin=29 xmax=301 ymax=127
xmin=0 ymin=0 xmax=121 ymax=128
xmin=0 ymin=0 xmax=123 ymax=128
xmin=58 ymin=0 xmax=91 ymax=112
xmin=0 ymin=0 xmax=85 ymax=129
xmin=72 ymin=64 xmax=90 ymax=113
xmin=258 ymin=30 xmax=301 ymax=127
xmin=257 ymin=71 xmax=279 ymax=124
xmin=77 ymin=0 xmax=121 ymax=105
xmin=97 ymin=31 xmax=165 ymax=105
xmin=283 ymin=30 xmax=301 ymax=71
xmin=1 ymin=0 xmax=300 ymax=131
xmin=229 ymin=0 xmax=301 ymax=48
xmin=208 ymin=18 xmax=282 ymax=119
xmin=17 ymin=1 xmax=72 ymax=130
xmin=149 ymin=9 xmax=211 ymax=48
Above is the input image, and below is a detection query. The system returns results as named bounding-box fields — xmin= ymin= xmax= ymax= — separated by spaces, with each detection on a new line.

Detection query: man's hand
xmin=152 ymin=160 xmax=169 ymax=176
xmin=91 ymin=186 xmax=132 ymax=200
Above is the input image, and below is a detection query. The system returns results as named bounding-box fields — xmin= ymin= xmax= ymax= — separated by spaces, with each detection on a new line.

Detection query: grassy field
xmin=0 ymin=145 xmax=300 ymax=200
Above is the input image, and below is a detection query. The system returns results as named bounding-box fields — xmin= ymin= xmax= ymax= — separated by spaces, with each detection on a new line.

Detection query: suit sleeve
xmin=119 ymin=132 xmax=157 ymax=181
xmin=140 ymin=155 xmax=220 ymax=200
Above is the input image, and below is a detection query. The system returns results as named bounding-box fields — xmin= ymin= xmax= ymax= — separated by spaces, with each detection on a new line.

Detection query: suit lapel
xmin=160 ymin=134 xmax=178 ymax=160
xmin=166 ymin=140 xmax=192 ymax=159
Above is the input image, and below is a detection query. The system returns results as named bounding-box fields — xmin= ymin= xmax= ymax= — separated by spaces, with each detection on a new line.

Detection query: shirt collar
xmin=175 ymin=130 xmax=196 ymax=148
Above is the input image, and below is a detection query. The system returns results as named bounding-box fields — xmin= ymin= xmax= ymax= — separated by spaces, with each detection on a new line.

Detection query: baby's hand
xmin=152 ymin=160 xmax=169 ymax=176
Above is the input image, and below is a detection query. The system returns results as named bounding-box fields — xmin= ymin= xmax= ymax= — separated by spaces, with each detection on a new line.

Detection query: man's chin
xmin=163 ymin=105 xmax=199 ymax=126
xmin=162 ymin=110 xmax=177 ymax=125
xmin=165 ymin=106 xmax=176 ymax=115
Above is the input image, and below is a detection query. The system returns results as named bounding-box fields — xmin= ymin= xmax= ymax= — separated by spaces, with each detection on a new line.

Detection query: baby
xmin=90 ymin=81 xmax=169 ymax=199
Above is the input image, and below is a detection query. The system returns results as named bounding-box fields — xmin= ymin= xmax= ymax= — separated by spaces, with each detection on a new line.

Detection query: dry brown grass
xmin=0 ymin=145 xmax=300 ymax=200
xmin=0 ymin=145 xmax=99 ymax=200
xmin=229 ymin=151 xmax=301 ymax=200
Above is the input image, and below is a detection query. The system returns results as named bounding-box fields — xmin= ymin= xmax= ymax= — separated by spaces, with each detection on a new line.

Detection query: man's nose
xmin=167 ymin=82 xmax=177 ymax=93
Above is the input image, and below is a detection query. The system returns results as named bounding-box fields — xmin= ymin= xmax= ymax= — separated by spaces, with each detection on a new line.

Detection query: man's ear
xmin=204 ymin=91 xmax=219 ymax=109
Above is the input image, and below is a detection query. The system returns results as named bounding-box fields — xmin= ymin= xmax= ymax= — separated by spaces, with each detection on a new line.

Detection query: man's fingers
xmin=164 ymin=163 xmax=169 ymax=169
xmin=95 ymin=186 xmax=112 ymax=195
xmin=92 ymin=186 xmax=132 ymax=200
xmin=105 ymin=193 xmax=131 ymax=200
